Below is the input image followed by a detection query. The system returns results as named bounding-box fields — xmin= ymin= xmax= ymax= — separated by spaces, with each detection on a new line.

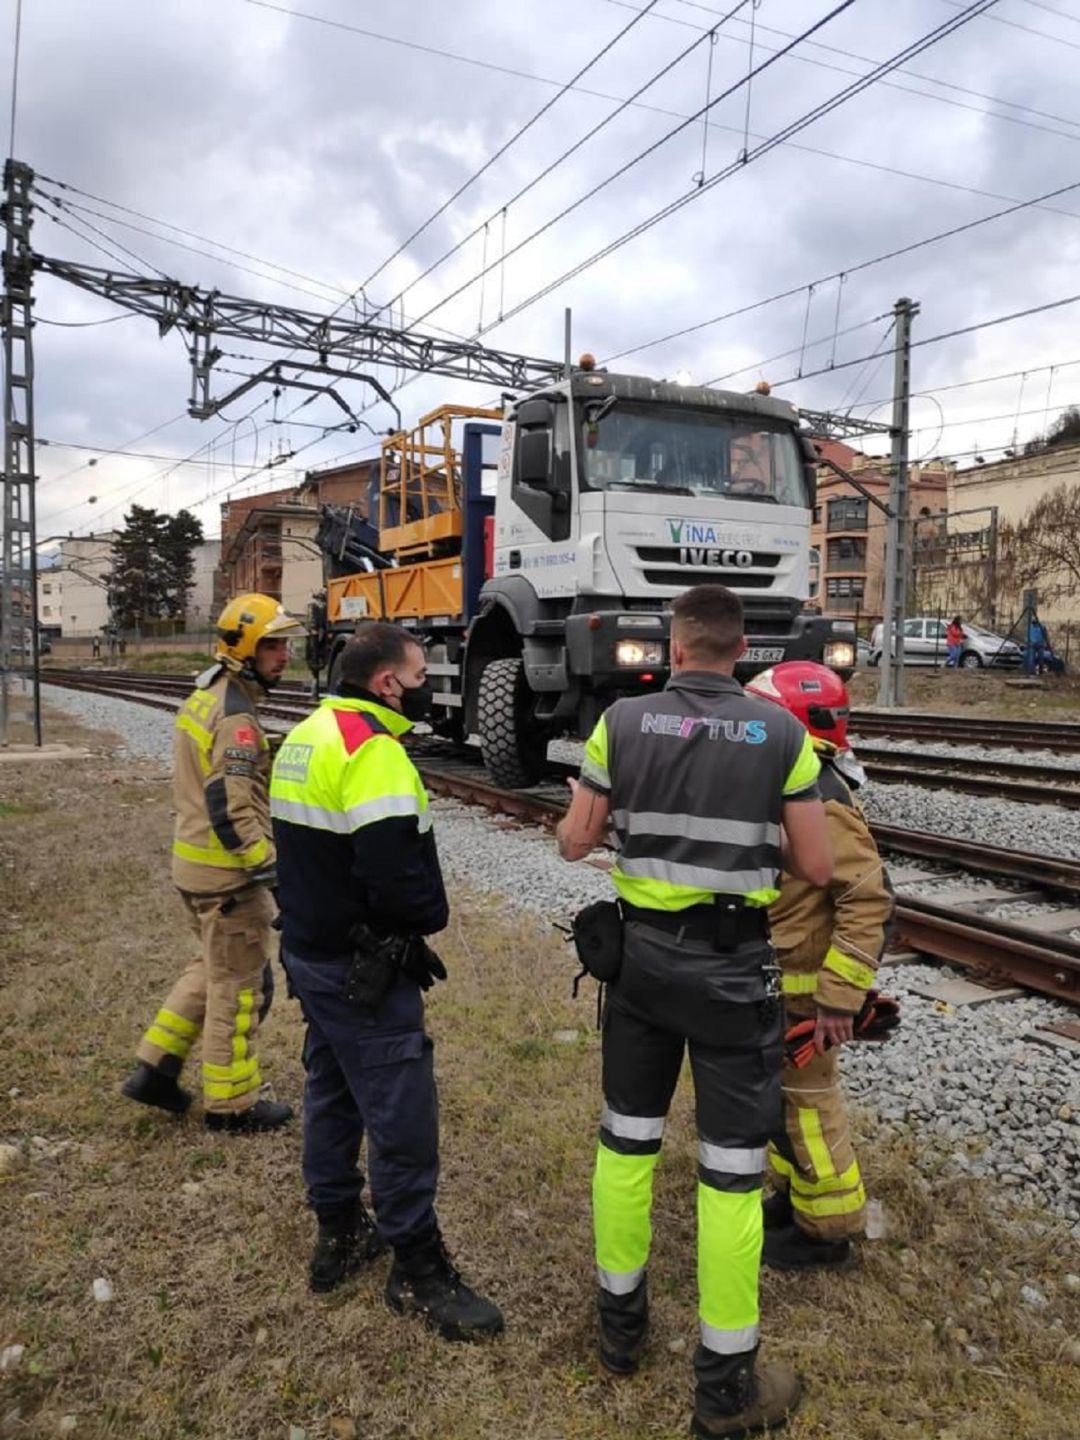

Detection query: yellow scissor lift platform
xmin=327 ymin=404 xmax=501 ymax=626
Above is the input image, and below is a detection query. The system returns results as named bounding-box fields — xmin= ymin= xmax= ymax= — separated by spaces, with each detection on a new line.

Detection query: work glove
xmin=784 ymin=990 xmax=900 ymax=1069
xmin=400 ymin=935 xmax=448 ymax=992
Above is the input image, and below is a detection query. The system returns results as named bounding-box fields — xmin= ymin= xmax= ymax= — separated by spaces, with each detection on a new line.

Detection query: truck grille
xmin=634 ymin=546 xmax=781 ymax=591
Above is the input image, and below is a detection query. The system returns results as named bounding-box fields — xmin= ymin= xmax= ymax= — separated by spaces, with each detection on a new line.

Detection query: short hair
xmin=670 ymin=584 xmax=744 ymax=662
xmin=337 ymin=622 xmax=422 ymax=690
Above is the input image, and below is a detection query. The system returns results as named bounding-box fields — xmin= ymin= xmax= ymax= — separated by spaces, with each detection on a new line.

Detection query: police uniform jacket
xmin=171 ymin=669 xmax=274 ymax=895
xmin=269 ymin=693 xmax=448 ymax=960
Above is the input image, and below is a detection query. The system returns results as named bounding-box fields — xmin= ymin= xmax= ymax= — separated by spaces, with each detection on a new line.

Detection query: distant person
xmin=945 ymin=616 xmax=964 ymax=668
xmin=91 ymin=636 xmax=101 ymax=660
xmin=122 ymin=594 xmax=303 ymax=1132
xmin=1029 ymin=616 xmax=1051 ymax=674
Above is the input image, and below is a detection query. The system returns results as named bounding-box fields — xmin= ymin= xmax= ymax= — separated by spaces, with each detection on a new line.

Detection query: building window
xmin=43 ymin=583 xmax=51 ymax=594
xmin=825 ymin=577 xmax=865 ymax=601
xmin=827 ymin=496 xmax=868 ymax=531
xmin=826 ymin=536 xmax=867 ymax=570
xmin=812 ymin=506 xmax=822 ymax=525
xmin=42 ymin=605 xmax=51 ymax=617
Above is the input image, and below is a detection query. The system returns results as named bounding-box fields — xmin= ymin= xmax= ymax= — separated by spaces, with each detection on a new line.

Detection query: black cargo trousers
xmin=592 ymin=917 xmax=782 ymax=1411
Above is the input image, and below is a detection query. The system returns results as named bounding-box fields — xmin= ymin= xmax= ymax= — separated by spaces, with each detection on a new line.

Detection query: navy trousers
xmin=281 ymin=948 xmax=440 ymax=1248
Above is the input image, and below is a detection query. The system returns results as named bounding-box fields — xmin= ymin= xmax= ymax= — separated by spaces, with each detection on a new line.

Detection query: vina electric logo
xmin=667 ymin=519 xmax=753 ymax=568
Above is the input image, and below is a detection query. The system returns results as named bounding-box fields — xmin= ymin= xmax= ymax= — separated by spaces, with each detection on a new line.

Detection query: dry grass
xmin=2 ymin=705 xmax=1079 ymax=1440
xmin=848 ymin=665 xmax=1080 ymax=720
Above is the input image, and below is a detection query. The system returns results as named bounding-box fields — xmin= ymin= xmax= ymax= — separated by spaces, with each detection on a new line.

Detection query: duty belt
xmin=621 ymin=899 xmax=769 ymax=949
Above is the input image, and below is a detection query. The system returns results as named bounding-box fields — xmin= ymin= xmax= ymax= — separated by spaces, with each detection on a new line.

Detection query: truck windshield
xmin=579 ymin=404 xmax=807 ymax=507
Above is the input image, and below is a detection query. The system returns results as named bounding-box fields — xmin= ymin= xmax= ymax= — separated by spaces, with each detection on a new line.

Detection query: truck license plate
xmin=744 ymin=646 xmax=785 ymax=663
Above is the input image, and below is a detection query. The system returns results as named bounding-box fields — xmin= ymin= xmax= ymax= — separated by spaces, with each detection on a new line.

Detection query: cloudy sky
xmin=6 ymin=0 xmax=1080 ymax=542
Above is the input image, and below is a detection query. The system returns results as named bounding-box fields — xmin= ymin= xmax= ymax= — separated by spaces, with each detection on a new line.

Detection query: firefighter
xmin=269 ymin=623 xmax=503 ymax=1340
xmin=557 ymin=585 xmax=832 ymax=1439
xmin=746 ymin=661 xmax=893 ymax=1270
xmin=121 ymin=593 xmax=302 ymax=1132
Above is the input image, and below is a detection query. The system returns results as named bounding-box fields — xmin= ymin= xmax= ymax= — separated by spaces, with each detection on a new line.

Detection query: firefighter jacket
xmin=269 ymin=694 xmax=448 ymax=960
xmin=581 ymin=671 xmax=821 ymax=912
xmin=768 ymin=743 xmax=893 ymax=1014
xmin=171 ymin=669 xmax=274 ymax=895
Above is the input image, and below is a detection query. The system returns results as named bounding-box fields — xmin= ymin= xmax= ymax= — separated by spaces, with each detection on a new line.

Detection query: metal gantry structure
xmin=1 ymin=156 xmax=915 ymax=744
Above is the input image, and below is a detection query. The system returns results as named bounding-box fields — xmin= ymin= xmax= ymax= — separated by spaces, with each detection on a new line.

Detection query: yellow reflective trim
xmin=781 ymin=972 xmax=818 ymax=995
xmin=796 ymin=1107 xmax=835 ymax=1183
xmin=237 ymin=989 xmax=254 ymax=1015
xmin=790 ymin=1159 xmax=861 ymax=1198
xmin=145 ymin=1024 xmax=192 ymax=1059
xmin=823 ymin=946 xmax=876 ymax=991
xmin=232 ymin=1035 xmax=249 ymax=1063
xmin=202 ymin=1057 xmax=259 ymax=1083
xmin=783 ymin=731 xmax=821 ymax=796
xmin=203 ymin=1072 xmax=263 ymax=1101
xmin=235 ymin=1012 xmax=252 ymax=1036
xmin=610 ymin=871 xmax=779 ymax=911
xmin=792 ymin=1183 xmax=867 ymax=1219
xmin=171 ymin=837 xmax=269 ymax=869
xmin=157 ymin=1008 xmax=199 ymax=1038
xmin=176 ymin=712 xmax=215 ymax=775
xmin=768 ymin=1149 xmax=793 ymax=1180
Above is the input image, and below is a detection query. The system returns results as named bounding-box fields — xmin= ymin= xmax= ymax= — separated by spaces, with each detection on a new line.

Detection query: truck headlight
xmin=824 ymin=640 xmax=856 ymax=669
xmin=615 ymin=639 xmax=665 ymax=667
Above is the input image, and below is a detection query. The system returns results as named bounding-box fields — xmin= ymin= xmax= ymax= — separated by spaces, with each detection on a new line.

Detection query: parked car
xmin=856 ymin=636 xmax=872 ymax=667
xmin=868 ymin=617 xmax=1022 ymax=669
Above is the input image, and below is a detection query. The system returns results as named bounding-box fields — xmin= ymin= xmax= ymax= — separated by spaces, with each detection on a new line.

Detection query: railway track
xmin=851 ymin=707 xmax=1080 ymax=754
xmin=38 ymin=667 xmax=1080 ymax=1006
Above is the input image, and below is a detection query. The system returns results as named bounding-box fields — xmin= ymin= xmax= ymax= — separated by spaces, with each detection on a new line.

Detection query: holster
xmin=345 ymin=922 xmax=407 ymax=1010
xmin=571 ymin=900 xmax=624 ymax=984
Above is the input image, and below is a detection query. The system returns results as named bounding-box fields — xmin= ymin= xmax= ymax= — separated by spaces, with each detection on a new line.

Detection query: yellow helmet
xmin=215 ymin=593 xmax=304 ymax=669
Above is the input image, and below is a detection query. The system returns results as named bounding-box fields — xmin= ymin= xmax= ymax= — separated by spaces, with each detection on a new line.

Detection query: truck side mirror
xmin=517 ymin=429 xmax=552 ymax=488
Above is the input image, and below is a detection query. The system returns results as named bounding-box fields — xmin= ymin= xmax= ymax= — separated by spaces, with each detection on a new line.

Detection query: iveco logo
xmin=679 ymin=546 xmax=754 ymax=568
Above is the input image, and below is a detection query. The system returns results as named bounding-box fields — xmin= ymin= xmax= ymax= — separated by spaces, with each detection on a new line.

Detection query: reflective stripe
xmin=792 ymin=1183 xmax=867 ymax=1219
xmin=203 ymin=1072 xmax=263 ymax=1101
xmin=145 ymin=1024 xmax=192 ymax=1059
xmin=581 ymin=755 xmax=610 ymax=790
xmin=172 ymin=836 xmax=270 ymax=869
xmin=270 ymin=792 xmax=428 ymax=833
xmin=611 ymin=811 xmax=778 ymax=847
xmin=175 ymin=712 xmax=214 ymax=775
xmin=601 ymin=1106 xmax=666 ymax=1142
xmin=203 ymin=1057 xmax=259 ymax=1083
xmin=617 ymin=855 xmax=774 ymax=893
xmin=790 ymin=1158 xmax=861 ymax=1198
xmin=699 ymin=1141 xmax=766 ymax=1175
xmin=582 ymin=714 xmax=610 ymax=791
xmin=782 ymin=972 xmax=818 ymax=995
xmin=202 ymin=989 xmax=261 ymax=1100
xmin=699 ymin=1321 xmax=760 ymax=1355
xmin=797 ymin=1107 xmax=835 ymax=1182
xmin=783 ymin=731 xmax=821 ymax=796
xmin=158 ymin=1008 xmax=199 ymax=1038
xmin=597 ymin=1265 xmax=645 ymax=1296
xmin=822 ymin=945 xmax=876 ymax=991
xmin=769 ymin=1150 xmax=794 ymax=1180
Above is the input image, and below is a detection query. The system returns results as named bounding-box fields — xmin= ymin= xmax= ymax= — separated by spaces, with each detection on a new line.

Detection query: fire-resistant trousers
xmin=593 ymin=920 xmax=783 ymax=1404
xmin=768 ymin=1038 xmax=866 ymax=1241
xmin=136 ymin=886 xmax=274 ymax=1114
xmin=281 ymin=948 xmax=440 ymax=1248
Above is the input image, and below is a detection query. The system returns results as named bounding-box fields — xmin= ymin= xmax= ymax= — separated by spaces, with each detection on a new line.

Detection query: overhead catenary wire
xmin=480 ymin=0 xmax=1000 ymax=340
xmin=600 ymin=0 xmax=1080 ymax=141
xmin=8 ymin=0 xmax=22 ymax=157
xmin=355 ymin=0 xmax=667 ymax=299
xmin=365 ymin=0 xmax=755 ymax=328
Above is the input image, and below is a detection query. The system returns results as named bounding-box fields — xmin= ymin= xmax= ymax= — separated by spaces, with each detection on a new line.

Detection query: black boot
xmin=762 ymin=1225 xmax=854 ymax=1272
xmin=598 ymin=1276 xmax=649 ymax=1375
xmin=204 ymin=1098 xmax=293 ymax=1133
xmin=692 ymin=1352 xmax=802 ymax=1438
xmin=386 ymin=1229 xmax=504 ymax=1342
xmin=121 ymin=1060 xmax=192 ymax=1116
xmin=309 ymin=1202 xmax=387 ymax=1294
xmin=761 ymin=1189 xmax=793 ymax=1232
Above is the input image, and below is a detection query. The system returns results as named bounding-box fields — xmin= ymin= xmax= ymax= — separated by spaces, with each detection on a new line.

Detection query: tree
xmin=997 ymin=482 xmax=1080 ymax=612
xmin=1023 ymin=406 xmax=1080 ymax=456
xmin=108 ymin=505 xmax=204 ymax=631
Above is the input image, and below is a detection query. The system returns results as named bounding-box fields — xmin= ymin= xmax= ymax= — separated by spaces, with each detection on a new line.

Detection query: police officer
xmin=122 ymin=593 xmax=301 ymax=1132
xmin=557 ymin=584 xmax=832 ymax=1439
xmin=269 ymin=623 xmax=503 ymax=1341
xmin=746 ymin=662 xmax=893 ymax=1270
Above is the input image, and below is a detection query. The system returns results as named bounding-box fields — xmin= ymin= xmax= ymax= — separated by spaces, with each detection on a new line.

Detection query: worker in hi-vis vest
xmin=557 ymin=583 xmax=832 ymax=1439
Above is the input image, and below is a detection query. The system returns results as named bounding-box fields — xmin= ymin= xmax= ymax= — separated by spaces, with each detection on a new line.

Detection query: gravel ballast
xmin=42 ymin=684 xmax=1080 ymax=1238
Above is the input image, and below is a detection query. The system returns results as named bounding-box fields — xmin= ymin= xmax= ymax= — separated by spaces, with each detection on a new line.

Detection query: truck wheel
xmin=478 ymin=657 xmax=548 ymax=789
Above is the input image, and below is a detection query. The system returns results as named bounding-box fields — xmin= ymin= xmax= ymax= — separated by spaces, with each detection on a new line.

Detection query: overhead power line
xmin=367 ymin=0 xmax=754 ymax=329
xmin=478 ymin=0 xmax=1000 ymax=340
xmin=939 ymin=0 xmax=1080 ymax=51
xmin=850 ymin=356 xmax=1080 ymax=411
xmin=357 ymin=0 xmax=667 ymax=298
xmin=760 ymin=293 xmax=1080 ymax=391
xmin=604 ymin=177 xmax=1080 ymax=365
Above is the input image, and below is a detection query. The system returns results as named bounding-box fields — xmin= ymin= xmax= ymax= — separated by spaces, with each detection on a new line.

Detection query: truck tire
xmin=477 ymin=657 xmax=548 ymax=789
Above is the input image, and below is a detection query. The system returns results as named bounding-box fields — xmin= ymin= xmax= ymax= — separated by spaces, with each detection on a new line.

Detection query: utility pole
xmin=1 ymin=158 xmax=40 ymax=745
xmin=877 ymin=296 xmax=919 ymax=708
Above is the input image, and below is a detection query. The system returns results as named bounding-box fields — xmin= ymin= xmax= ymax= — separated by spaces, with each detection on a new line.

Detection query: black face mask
xmin=397 ymin=678 xmax=434 ymax=722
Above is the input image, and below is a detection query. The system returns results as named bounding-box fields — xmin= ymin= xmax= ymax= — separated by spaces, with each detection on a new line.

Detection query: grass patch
xmin=0 ymin=706 xmax=1078 ymax=1438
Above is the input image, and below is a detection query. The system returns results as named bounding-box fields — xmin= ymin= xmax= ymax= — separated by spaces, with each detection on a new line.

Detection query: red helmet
xmin=745 ymin=660 xmax=851 ymax=750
